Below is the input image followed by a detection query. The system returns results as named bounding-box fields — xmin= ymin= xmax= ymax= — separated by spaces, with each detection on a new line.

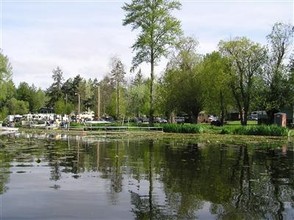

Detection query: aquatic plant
xmin=220 ymin=125 xmax=288 ymax=136
xmin=162 ymin=123 xmax=205 ymax=133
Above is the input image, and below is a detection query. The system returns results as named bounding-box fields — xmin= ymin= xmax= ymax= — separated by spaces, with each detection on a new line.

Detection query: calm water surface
xmin=0 ymin=132 xmax=293 ymax=220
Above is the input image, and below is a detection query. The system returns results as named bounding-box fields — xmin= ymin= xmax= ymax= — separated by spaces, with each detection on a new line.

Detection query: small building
xmin=39 ymin=107 xmax=54 ymax=114
xmin=280 ymin=105 xmax=294 ymax=126
xmin=274 ymin=112 xmax=287 ymax=127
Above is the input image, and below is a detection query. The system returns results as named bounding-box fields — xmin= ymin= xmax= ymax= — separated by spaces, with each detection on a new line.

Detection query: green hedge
xmin=69 ymin=122 xmax=84 ymax=128
xmin=162 ymin=123 xmax=204 ymax=133
xmin=220 ymin=125 xmax=288 ymax=136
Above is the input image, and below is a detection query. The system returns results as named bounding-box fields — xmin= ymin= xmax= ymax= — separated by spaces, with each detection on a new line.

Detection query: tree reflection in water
xmin=0 ymin=133 xmax=293 ymax=219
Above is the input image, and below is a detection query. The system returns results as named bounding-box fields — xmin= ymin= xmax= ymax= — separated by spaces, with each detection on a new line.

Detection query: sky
xmin=1 ymin=0 xmax=293 ymax=89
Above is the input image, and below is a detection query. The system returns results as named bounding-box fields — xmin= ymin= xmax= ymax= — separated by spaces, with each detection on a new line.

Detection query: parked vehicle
xmin=154 ymin=117 xmax=167 ymax=123
xmin=249 ymin=111 xmax=267 ymax=120
xmin=175 ymin=117 xmax=185 ymax=123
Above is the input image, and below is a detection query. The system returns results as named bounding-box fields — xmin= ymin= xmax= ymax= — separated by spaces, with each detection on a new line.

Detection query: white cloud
xmin=3 ymin=1 xmax=136 ymax=88
xmin=2 ymin=0 xmax=293 ymax=89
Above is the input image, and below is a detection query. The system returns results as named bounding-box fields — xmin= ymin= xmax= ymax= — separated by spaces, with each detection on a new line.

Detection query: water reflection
xmin=0 ymin=133 xmax=293 ymax=219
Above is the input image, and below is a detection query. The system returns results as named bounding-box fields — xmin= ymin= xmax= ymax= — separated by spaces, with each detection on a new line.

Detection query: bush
xmin=220 ymin=127 xmax=233 ymax=134
xmin=231 ymin=125 xmax=288 ymax=136
xmin=69 ymin=122 xmax=84 ymax=128
xmin=162 ymin=123 xmax=204 ymax=133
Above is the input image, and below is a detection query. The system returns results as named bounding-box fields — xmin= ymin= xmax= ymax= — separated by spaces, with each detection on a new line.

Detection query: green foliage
xmin=0 ymin=51 xmax=15 ymax=119
xmin=0 ymin=50 xmax=12 ymax=82
xmin=0 ymin=22 xmax=293 ymax=129
xmin=77 ymin=79 xmax=95 ymax=111
xmin=0 ymin=80 xmax=15 ymax=103
xmin=127 ymin=70 xmax=150 ymax=117
xmin=219 ymin=127 xmax=233 ymax=134
xmin=220 ymin=125 xmax=288 ymax=136
xmin=46 ymin=66 xmax=64 ymax=107
xmin=61 ymin=75 xmax=82 ymax=105
xmin=198 ymin=52 xmax=233 ymax=122
xmin=54 ymin=99 xmax=66 ymax=114
xmin=6 ymin=98 xmax=29 ymax=115
xmin=110 ymin=57 xmax=126 ymax=119
xmin=17 ymin=82 xmax=45 ymax=112
xmin=219 ymin=37 xmax=267 ymax=125
xmin=160 ymin=36 xmax=204 ymax=121
xmin=122 ymin=0 xmax=182 ymax=68
xmin=259 ymin=22 xmax=294 ymax=123
xmin=123 ymin=0 xmax=182 ymax=124
xmin=0 ymin=107 xmax=9 ymax=120
xmin=54 ymin=99 xmax=74 ymax=115
xmin=69 ymin=122 xmax=84 ymax=128
xmin=162 ymin=123 xmax=204 ymax=133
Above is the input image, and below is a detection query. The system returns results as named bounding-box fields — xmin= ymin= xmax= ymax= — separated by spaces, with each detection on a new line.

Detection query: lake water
xmin=0 ymin=132 xmax=294 ymax=220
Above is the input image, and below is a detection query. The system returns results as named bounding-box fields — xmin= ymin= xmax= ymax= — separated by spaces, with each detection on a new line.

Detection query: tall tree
xmin=262 ymin=22 xmax=294 ymax=123
xmin=16 ymin=82 xmax=45 ymax=113
xmin=6 ymin=98 xmax=29 ymax=115
xmin=198 ymin=51 xmax=233 ymax=124
xmin=34 ymin=87 xmax=46 ymax=112
xmin=77 ymin=79 xmax=94 ymax=112
xmin=161 ymin=37 xmax=204 ymax=123
xmin=128 ymin=70 xmax=149 ymax=118
xmin=288 ymin=55 xmax=294 ymax=106
xmin=0 ymin=51 xmax=15 ymax=119
xmin=60 ymin=74 xmax=83 ymax=114
xmin=0 ymin=50 xmax=12 ymax=82
xmin=0 ymin=51 xmax=14 ymax=102
xmin=99 ymin=75 xmax=115 ymax=117
xmin=219 ymin=37 xmax=267 ymax=125
xmin=110 ymin=57 xmax=126 ymax=119
xmin=46 ymin=66 xmax=64 ymax=108
xmin=122 ymin=0 xmax=182 ymax=125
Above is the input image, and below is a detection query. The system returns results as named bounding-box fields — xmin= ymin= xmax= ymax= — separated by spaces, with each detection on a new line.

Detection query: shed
xmin=274 ymin=112 xmax=287 ymax=127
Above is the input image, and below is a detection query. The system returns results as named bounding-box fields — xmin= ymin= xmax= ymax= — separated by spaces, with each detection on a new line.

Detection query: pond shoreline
xmin=16 ymin=127 xmax=293 ymax=145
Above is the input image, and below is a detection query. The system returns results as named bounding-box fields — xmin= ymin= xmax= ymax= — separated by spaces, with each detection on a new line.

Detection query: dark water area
xmin=0 ymin=132 xmax=293 ymax=220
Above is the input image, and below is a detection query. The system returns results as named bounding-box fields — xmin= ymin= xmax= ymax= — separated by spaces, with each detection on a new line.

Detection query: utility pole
xmin=78 ymin=94 xmax=80 ymax=116
xmin=97 ymin=86 xmax=100 ymax=119
xmin=116 ymin=80 xmax=119 ymax=119
xmin=75 ymin=93 xmax=80 ymax=120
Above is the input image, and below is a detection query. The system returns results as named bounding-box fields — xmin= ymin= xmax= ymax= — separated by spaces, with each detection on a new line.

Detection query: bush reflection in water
xmin=0 ymin=132 xmax=293 ymax=220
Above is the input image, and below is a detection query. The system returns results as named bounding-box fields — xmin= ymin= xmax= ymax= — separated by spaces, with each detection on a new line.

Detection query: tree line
xmin=0 ymin=0 xmax=293 ymax=126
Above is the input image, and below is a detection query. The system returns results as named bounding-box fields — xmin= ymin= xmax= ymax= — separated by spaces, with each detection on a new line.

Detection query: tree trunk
xmin=220 ymin=90 xmax=225 ymax=125
xmin=149 ymin=51 xmax=154 ymax=126
xmin=267 ymin=109 xmax=277 ymax=124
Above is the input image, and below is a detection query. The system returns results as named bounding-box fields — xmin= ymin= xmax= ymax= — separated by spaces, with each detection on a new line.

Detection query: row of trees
xmin=0 ymin=0 xmax=293 ymax=125
xmin=0 ymin=52 xmax=151 ymax=121
xmin=121 ymin=0 xmax=294 ymax=125
xmin=159 ymin=24 xmax=293 ymax=125
xmin=0 ymin=52 xmax=45 ymax=118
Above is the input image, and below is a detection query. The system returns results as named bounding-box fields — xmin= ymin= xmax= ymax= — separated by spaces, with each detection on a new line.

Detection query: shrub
xmin=162 ymin=123 xmax=204 ymax=133
xmin=232 ymin=125 xmax=288 ymax=136
xmin=69 ymin=122 xmax=84 ymax=128
xmin=220 ymin=127 xmax=233 ymax=134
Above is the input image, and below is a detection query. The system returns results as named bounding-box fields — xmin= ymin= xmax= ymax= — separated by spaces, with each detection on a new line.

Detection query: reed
xmin=220 ymin=125 xmax=288 ymax=136
xmin=162 ymin=123 xmax=205 ymax=133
